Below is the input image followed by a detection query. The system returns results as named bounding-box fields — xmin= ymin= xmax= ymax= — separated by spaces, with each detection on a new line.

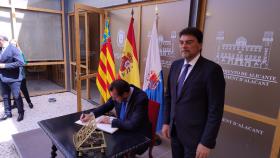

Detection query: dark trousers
xmin=13 ymin=79 xmax=31 ymax=104
xmin=1 ymin=81 xmax=24 ymax=115
xmin=171 ymin=125 xmax=196 ymax=158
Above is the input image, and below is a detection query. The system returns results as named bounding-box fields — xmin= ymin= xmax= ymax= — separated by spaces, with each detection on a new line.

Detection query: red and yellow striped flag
xmin=96 ymin=19 xmax=116 ymax=102
xmin=118 ymin=17 xmax=140 ymax=88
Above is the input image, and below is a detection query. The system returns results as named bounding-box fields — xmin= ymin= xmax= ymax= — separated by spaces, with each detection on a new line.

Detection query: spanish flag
xmin=118 ymin=17 xmax=140 ymax=88
xmin=96 ymin=19 xmax=116 ymax=102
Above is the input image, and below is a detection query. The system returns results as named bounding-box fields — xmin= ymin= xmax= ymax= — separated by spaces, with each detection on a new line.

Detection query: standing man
xmin=0 ymin=35 xmax=25 ymax=122
xmin=162 ymin=27 xmax=225 ymax=158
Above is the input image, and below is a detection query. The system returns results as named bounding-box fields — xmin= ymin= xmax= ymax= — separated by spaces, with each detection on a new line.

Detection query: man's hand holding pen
xmin=80 ymin=112 xmax=94 ymax=123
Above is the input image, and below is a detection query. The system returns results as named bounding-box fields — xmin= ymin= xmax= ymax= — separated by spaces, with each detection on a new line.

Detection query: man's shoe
xmin=154 ymin=134 xmax=162 ymax=146
xmin=17 ymin=113 xmax=24 ymax=122
xmin=0 ymin=114 xmax=12 ymax=121
xmin=28 ymin=103 xmax=33 ymax=109
xmin=11 ymin=105 xmax=17 ymax=109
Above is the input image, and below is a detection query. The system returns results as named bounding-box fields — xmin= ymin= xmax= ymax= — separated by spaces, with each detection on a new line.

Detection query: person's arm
xmin=80 ymin=98 xmax=115 ymax=122
xmin=200 ymin=65 xmax=225 ymax=149
xmin=162 ymin=63 xmax=174 ymax=138
xmin=2 ymin=46 xmax=25 ymax=69
xmin=111 ymin=94 xmax=148 ymax=130
xmin=164 ymin=63 xmax=173 ymax=125
xmin=93 ymin=98 xmax=115 ymax=117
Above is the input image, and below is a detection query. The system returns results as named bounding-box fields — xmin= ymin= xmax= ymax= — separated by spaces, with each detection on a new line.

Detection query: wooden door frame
xmin=74 ymin=3 xmax=105 ymax=111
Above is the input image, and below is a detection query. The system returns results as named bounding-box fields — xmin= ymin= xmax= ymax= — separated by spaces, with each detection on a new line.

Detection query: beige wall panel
xmin=202 ymin=0 xmax=280 ymax=118
xmin=140 ymin=0 xmax=191 ymax=87
xmin=210 ymin=112 xmax=275 ymax=158
xmin=109 ymin=7 xmax=140 ymax=71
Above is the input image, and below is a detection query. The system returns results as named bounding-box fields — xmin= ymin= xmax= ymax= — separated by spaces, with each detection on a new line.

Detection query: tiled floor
xmin=0 ymin=92 xmax=94 ymax=158
xmin=138 ymin=136 xmax=172 ymax=158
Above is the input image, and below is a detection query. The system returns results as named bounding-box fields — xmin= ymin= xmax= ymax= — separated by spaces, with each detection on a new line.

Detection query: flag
xmin=118 ymin=17 xmax=140 ymax=88
xmin=143 ymin=15 xmax=164 ymax=131
xmin=96 ymin=19 xmax=116 ymax=102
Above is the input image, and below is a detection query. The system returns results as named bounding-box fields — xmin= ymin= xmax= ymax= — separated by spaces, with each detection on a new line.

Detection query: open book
xmin=75 ymin=116 xmax=118 ymax=134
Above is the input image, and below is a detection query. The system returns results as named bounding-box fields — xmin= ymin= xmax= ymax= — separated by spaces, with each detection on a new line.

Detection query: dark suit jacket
xmin=164 ymin=56 xmax=225 ymax=149
xmin=93 ymin=85 xmax=152 ymax=139
xmin=0 ymin=44 xmax=25 ymax=82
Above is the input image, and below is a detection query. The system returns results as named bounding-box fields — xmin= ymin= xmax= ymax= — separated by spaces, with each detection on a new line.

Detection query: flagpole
xmin=131 ymin=8 xmax=134 ymax=18
xmin=154 ymin=3 xmax=163 ymax=146
xmin=155 ymin=4 xmax=158 ymax=30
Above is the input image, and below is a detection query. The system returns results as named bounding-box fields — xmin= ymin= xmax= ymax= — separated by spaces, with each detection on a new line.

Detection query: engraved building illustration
xmin=216 ymin=31 xmax=273 ymax=69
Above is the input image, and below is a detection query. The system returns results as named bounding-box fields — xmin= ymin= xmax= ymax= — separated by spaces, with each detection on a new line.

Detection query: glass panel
xmin=79 ymin=14 xmax=86 ymax=66
xmin=25 ymin=65 xmax=64 ymax=94
xmin=90 ymin=78 xmax=101 ymax=104
xmin=0 ymin=8 xmax=12 ymax=39
xmin=71 ymin=65 xmax=76 ymax=90
xmin=69 ymin=15 xmax=76 ymax=62
xmin=81 ymin=79 xmax=87 ymax=99
xmin=69 ymin=14 xmax=87 ymax=63
xmin=140 ymin=0 xmax=191 ymax=87
xmin=15 ymin=10 xmax=63 ymax=61
xmin=0 ymin=0 xmax=10 ymax=6
xmin=88 ymin=12 xmax=100 ymax=74
xmin=70 ymin=65 xmax=87 ymax=91
xmin=13 ymin=0 xmax=61 ymax=11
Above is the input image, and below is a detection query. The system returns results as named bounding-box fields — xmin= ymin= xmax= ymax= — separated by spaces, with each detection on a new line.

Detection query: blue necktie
xmin=177 ymin=64 xmax=191 ymax=97
xmin=120 ymin=101 xmax=127 ymax=121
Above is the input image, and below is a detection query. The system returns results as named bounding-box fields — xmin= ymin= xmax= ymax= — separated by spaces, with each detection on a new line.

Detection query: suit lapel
xmin=174 ymin=60 xmax=184 ymax=82
xmin=124 ymin=87 xmax=136 ymax=119
xmin=177 ymin=56 xmax=204 ymax=100
xmin=173 ymin=60 xmax=184 ymax=99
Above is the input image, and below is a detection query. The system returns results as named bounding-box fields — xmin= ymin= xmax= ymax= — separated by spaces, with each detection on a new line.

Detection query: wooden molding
xmin=224 ymin=105 xmax=279 ymax=126
xmin=61 ymin=0 xmax=68 ymax=90
xmin=14 ymin=6 xmax=62 ymax=14
xmin=80 ymin=73 xmax=97 ymax=80
xmin=270 ymin=109 xmax=280 ymax=158
xmin=26 ymin=61 xmax=64 ymax=66
xmin=74 ymin=4 xmax=82 ymax=112
xmin=29 ymin=89 xmax=67 ymax=97
xmin=75 ymin=3 xmax=105 ymax=14
xmin=197 ymin=0 xmax=207 ymax=31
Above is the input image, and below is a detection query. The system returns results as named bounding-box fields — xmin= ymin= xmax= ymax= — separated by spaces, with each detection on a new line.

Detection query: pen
xmin=80 ymin=112 xmax=85 ymax=120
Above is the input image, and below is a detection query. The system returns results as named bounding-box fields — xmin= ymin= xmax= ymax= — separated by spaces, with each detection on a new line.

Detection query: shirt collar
xmin=184 ymin=54 xmax=200 ymax=67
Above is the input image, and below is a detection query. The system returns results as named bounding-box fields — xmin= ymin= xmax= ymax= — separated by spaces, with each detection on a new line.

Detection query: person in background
xmin=0 ymin=35 xmax=25 ymax=122
xmin=10 ymin=39 xmax=34 ymax=109
xmin=162 ymin=27 xmax=225 ymax=158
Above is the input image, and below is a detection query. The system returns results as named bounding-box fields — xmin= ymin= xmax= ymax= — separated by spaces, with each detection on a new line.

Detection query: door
xmin=71 ymin=3 xmax=105 ymax=111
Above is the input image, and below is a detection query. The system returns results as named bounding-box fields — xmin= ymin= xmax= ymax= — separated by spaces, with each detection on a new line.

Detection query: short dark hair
xmin=109 ymin=79 xmax=130 ymax=96
xmin=0 ymin=35 xmax=8 ymax=41
xmin=179 ymin=27 xmax=203 ymax=43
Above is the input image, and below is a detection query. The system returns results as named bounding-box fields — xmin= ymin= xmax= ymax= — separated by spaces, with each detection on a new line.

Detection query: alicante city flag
xmin=143 ymin=15 xmax=164 ymax=131
xmin=118 ymin=17 xmax=140 ymax=88
xmin=96 ymin=19 xmax=116 ymax=102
